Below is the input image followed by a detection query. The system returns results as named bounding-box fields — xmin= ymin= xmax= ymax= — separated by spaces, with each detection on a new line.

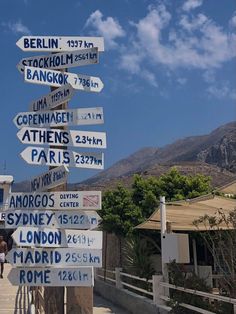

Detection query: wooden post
xmin=44 ymin=81 xmax=67 ymax=314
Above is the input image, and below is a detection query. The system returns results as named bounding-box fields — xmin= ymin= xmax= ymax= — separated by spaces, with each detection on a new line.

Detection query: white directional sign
xmin=17 ymin=127 xmax=107 ymax=149
xmin=18 ymin=48 xmax=99 ymax=72
xmin=29 ymin=84 xmax=74 ymax=112
xmin=30 ymin=166 xmax=68 ymax=192
xmin=16 ymin=36 xmax=104 ymax=52
xmin=6 ymin=247 xmax=102 ymax=267
xmin=12 ymin=227 xmax=103 ymax=249
xmin=13 ymin=107 xmax=104 ymax=129
xmin=25 ymin=66 xmax=104 ymax=93
xmin=8 ymin=191 xmax=101 ymax=210
xmin=5 ymin=210 xmax=101 ymax=229
xmin=21 ymin=147 xmax=104 ymax=169
xmin=8 ymin=267 xmax=94 ymax=287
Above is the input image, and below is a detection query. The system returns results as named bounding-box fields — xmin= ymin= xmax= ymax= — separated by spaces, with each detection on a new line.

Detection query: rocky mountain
xmin=13 ymin=121 xmax=236 ymax=192
xmin=75 ymin=121 xmax=236 ymax=190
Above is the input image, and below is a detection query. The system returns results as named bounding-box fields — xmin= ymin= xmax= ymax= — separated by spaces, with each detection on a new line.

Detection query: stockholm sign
xmin=29 ymin=84 xmax=74 ymax=112
xmin=20 ymin=147 xmax=104 ymax=169
xmin=17 ymin=127 xmax=107 ymax=149
xmin=7 ymin=191 xmax=101 ymax=210
xmin=5 ymin=210 xmax=101 ymax=229
xmin=8 ymin=267 xmax=94 ymax=287
xmin=7 ymin=247 xmax=102 ymax=267
xmin=13 ymin=107 xmax=104 ymax=129
xmin=30 ymin=166 xmax=68 ymax=192
xmin=25 ymin=66 xmax=104 ymax=92
xmin=12 ymin=227 xmax=103 ymax=249
xmin=18 ymin=48 xmax=99 ymax=72
xmin=16 ymin=36 xmax=104 ymax=52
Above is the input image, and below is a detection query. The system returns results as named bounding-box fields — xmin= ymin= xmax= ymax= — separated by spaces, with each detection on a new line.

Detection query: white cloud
xmin=230 ymin=12 xmax=236 ymax=28
xmin=122 ymin=4 xmax=236 ymax=71
xmin=1 ymin=20 xmax=31 ymax=35
xmin=85 ymin=10 xmax=125 ymax=49
xmin=202 ymin=70 xmax=215 ymax=83
xmin=182 ymin=0 xmax=203 ymax=12
xmin=207 ymin=82 xmax=236 ymax=100
xmin=177 ymin=77 xmax=187 ymax=85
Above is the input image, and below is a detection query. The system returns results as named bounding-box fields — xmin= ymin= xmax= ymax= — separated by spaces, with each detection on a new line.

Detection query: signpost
xmin=5 ymin=210 xmax=101 ymax=229
xmin=30 ymin=166 xmax=68 ymax=192
xmin=8 ymin=267 xmax=94 ymax=287
xmin=20 ymin=147 xmax=104 ymax=169
xmin=29 ymin=84 xmax=74 ymax=112
xmin=15 ymin=34 xmax=105 ymax=313
xmin=25 ymin=66 xmax=104 ymax=92
xmin=7 ymin=191 xmax=101 ymax=210
xmin=16 ymin=36 xmax=104 ymax=52
xmin=18 ymin=48 xmax=99 ymax=72
xmin=17 ymin=127 xmax=107 ymax=148
xmin=7 ymin=248 xmax=102 ymax=267
xmin=13 ymin=107 xmax=104 ymax=129
xmin=12 ymin=227 xmax=103 ymax=249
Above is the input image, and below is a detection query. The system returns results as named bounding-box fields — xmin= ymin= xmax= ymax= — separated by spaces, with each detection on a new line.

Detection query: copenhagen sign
xmin=5 ymin=210 xmax=101 ymax=229
xmin=7 ymin=247 xmax=102 ymax=267
xmin=8 ymin=267 xmax=94 ymax=287
xmin=16 ymin=36 xmax=104 ymax=52
xmin=25 ymin=66 xmax=104 ymax=92
xmin=8 ymin=191 xmax=101 ymax=210
xmin=30 ymin=166 xmax=68 ymax=192
xmin=18 ymin=48 xmax=99 ymax=72
xmin=17 ymin=127 xmax=107 ymax=149
xmin=13 ymin=107 xmax=104 ymax=129
xmin=29 ymin=84 xmax=74 ymax=112
xmin=20 ymin=147 xmax=104 ymax=169
xmin=12 ymin=227 xmax=103 ymax=249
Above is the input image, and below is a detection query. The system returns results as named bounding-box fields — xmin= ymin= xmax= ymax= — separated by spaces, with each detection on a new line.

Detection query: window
xmin=0 ymin=189 xmax=4 ymax=207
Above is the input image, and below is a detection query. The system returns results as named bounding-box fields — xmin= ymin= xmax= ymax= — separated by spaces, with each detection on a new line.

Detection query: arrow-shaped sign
xmin=20 ymin=147 xmax=104 ymax=169
xmin=8 ymin=267 xmax=94 ymax=287
xmin=7 ymin=248 xmax=102 ymax=267
xmin=8 ymin=191 xmax=101 ymax=210
xmin=13 ymin=108 xmax=104 ymax=129
xmin=5 ymin=210 xmax=101 ymax=229
xmin=16 ymin=36 xmax=104 ymax=52
xmin=30 ymin=166 xmax=68 ymax=192
xmin=18 ymin=48 xmax=99 ymax=72
xmin=17 ymin=127 xmax=107 ymax=149
xmin=12 ymin=227 xmax=103 ymax=249
xmin=29 ymin=84 xmax=74 ymax=112
xmin=25 ymin=66 xmax=104 ymax=92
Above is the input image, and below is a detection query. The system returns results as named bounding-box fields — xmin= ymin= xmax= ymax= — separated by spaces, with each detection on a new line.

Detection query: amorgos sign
xmin=7 ymin=191 xmax=101 ymax=210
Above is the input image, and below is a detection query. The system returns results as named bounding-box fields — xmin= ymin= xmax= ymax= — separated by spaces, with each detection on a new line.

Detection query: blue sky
xmin=0 ymin=0 xmax=235 ymax=183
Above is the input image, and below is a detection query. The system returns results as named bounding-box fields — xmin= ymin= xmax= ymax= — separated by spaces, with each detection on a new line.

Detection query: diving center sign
xmin=7 ymin=191 xmax=101 ymax=210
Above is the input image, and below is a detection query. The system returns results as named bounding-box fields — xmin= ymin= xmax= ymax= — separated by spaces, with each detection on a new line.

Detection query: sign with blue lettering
xmin=5 ymin=210 xmax=101 ymax=229
xmin=8 ymin=191 xmax=101 ymax=210
xmin=29 ymin=84 xmax=74 ymax=112
xmin=20 ymin=147 xmax=104 ymax=170
xmin=18 ymin=48 xmax=99 ymax=72
xmin=30 ymin=166 xmax=68 ymax=192
xmin=13 ymin=107 xmax=104 ymax=129
xmin=8 ymin=267 xmax=94 ymax=286
xmin=17 ymin=127 xmax=107 ymax=149
xmin=7 ymin=248 xmax=102 ymax=267
xmin=25 ymin=66 xmax=104 ymax=92
xmin=12 ymin=227 xmax=103 ymax=249
xmin=16 ymin=36 xmax=104 ymax=52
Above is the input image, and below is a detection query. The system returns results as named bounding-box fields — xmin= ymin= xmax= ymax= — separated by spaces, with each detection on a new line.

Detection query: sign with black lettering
xmin=7 ymin=191 xmax=101 ymax=210
xmin=8 ymin=267 xmax=94 ymax=286
xmin=7 ymin=248 xmax=102 ymax=267
xmin=16 ymin=36 xmax=104 ymax=52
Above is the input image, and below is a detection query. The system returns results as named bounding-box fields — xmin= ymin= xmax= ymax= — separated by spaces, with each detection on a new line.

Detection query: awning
xmin=136 ymin=195 xmax=236 ymax=231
